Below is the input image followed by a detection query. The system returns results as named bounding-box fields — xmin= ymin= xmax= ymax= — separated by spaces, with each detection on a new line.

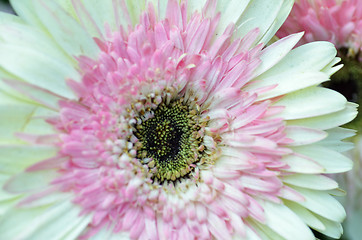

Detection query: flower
xmin=0 ymin=0 xmax=357 ymax=239
xmin=277 ymin=0 xmax=362 ymax=59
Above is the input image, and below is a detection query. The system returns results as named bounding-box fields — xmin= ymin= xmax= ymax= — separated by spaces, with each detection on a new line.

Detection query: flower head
xmin=0 ymin=0 xmax=357 ymax=239
xmin=277 ymin=0 xmax=362 ymax=59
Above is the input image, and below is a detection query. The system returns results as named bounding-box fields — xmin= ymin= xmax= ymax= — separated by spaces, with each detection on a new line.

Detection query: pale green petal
xmin=313 ymin=213 xmax=344 ymax=239
xmin=257 ymin=0 xmax=294 ymax=45
xmin=5 ymin=170 xmax=58 ymax=194
xmin=248 ymin=220 xmax=285 ymax=240
xmin=26 ymin=203 xmax=91 ymax=240
xmin=0 ymin=43 xmax=78 ymax=99
xmin=284 ymin=200 xmax=325 ymax=232
xmin=187 ymin=0 xmax=207 ymax=14
xmin=252 ymin=32 xmax=303 ymax=78
xmin=287 ymin=102 xmax=357 ymax=130
xmin=0 ymin=145 xmax=57 ymax=175
xmin=0 ymin=201 xmax=84 ymax=240
xmin=321 ymin=57 xmax=343 ymax=76
xmin=0 ymin=92 xmax=56 ymax=144
xmin=62 ymin=214 xmax=93 ymax=240
xmin=317 ymin=127 xmax=356 ymax=152
xmin=293 ymin=186 xmax=346 ymax=223
xmin=11 ymin=0 xmax=99 ymax=59
xmin=282 ymin=154 xmax=324 ymax=174
xmin=0 ymin=13 xmax=76 ymax=66
xmin=284 ymin=126 xmax=327 ymax=146
xmin=292 ymin=145 xmax=353 ymax=173
xmin=259 ymin=200 xmax=315 ymax=240
xmin=235 ymin=0 xmax=285 ymax=45
xmin=214 ymin=0 xmax=251 ymax=36
xmin=249 ymin=71 xmax=330 ymax=101
xmin=274 ymin=87 xmax=347 ymax=120
xmin=283 ymin=174 xmax=338 ymax=190
xmin=261 ymin=41 xmax=338 ymax=77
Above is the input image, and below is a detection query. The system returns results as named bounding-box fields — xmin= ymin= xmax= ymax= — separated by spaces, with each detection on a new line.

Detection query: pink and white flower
xmin=277 ymin=0 xmax=362 ymax=59
xmin=0 ymin=0 xmax=357 ymax=239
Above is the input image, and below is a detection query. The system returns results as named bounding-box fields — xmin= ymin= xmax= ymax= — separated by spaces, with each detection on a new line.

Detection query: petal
xmin=261 ymin=41 xmax=338 ymax=76
xmin=214 ymin=0 xmax=251 ymax=35
xmin=287 ymin=102 xmax=357 ymax=130
xmin=0 ymin=43 xmax=78 ymax=99
xmin=292 ymin=145 xmax=353 ymax=174
xmin=4 ymin=170 xmax=58 ymax=194
xmin=0 ymin=92 xmax=57 ymax=143
xmin=284 ymin=200 xmax=325 ymax=232
xmin=317 ymin=127 xmax=356 ymax=152
xmin=0 ymin=145 xmax=57 ymax=175
xmin=12 ymin=0 xmax=99 ymax=58
xmin=259 ymin=200 xmax=315 ymax=240
xmin=274 ymin=87 xmax=347 ymax=120
xmin=283 ymin=174 xmax=338 ymax=190
xmin=281 ymin=154 xmax=324 ymax=174
xmin=284 ymin=126 xmax=327 ymax=146
xmin=293 ymin=186 xmax=346 ymax=223
xmin=248 ymin=71 xmax=330 ymax=101
xmin=235 ymin=0 xmax=287 ymax=45
xmin=252 ymin=32 xmax=303 ymax=78
xmin=0 ymin=201 xmax=85 ymax=240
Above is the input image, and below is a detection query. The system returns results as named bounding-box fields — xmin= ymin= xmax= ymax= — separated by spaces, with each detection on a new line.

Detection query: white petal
xmin=4 ymin=170 xmax=58 ymax=194
xmin=187 ymin=0 xmax=207 ymax=14
xmin=273 ymin=87 xmax=347 ymax=120
xmin=27 ymin=205 xmax=91 ymax=240
xmin=321 ymin=57 xmax=343 ymax=76
xmin=0 ymin=13 xmax=74 ymax=65
xmin=261 ymin=41 xmax=338 ymax=77
xmin=0 ymin=92 xmax=57 ymax=143
xmin=252 ymin=32 xmax=303 ymax=78
xmin=287 ymin=102 xmax=357 ymax=130
xmin=284 ymin=200 xmax=325 ymax=231
xmin=259 ymin=200 xmax=315 ymax=240
xmin=317 ymin=127 xmax=356 ymax=152
xmin=293 ymin=186 xmax=346 ymax=223
xmin=256 ymin=0 xmax=294 ymax=44
xmin=0 ymin=200 xmax=79 ymax=239
xmin=314 ymin=216 xmax=343 ymax=239
xmin=214 ymin=0 xmax=251 ymax=35
xmin=247 ymin=71 xmax=330 ymax=101
xmin=292 ymin=145 xmax=353 ymax=174
xmin=282 ymin=154 xmax=324 ymax=174
xmin=0 ymin=43 xmax=78 ymax=99
xmin=0 ymin=145 xmax=57 ymax=175
xmin=0 ymin=173 xmax=17 ymax=201
xmin=284 ymin=126 xmax=327 ymax=146
xmin=283 ymin=174 xmax=338 ymax=190
xmin=62 ymin=214 xmax=93 ymax=240
xmin=90 ymin=226 xmax=130 ymax=240
xmin=248 ymin=220 xmax=284 ymax=240
xmin=234 ymin=0 xmax=285 ymax=45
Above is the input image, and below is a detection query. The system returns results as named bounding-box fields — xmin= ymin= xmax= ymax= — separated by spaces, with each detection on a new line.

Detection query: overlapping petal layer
xmin=0 ymin=0 xmax=357 ymax=239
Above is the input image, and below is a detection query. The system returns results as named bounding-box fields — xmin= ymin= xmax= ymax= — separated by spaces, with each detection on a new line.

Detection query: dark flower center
xmin=134 ymin=99 xmax=204 ymax=183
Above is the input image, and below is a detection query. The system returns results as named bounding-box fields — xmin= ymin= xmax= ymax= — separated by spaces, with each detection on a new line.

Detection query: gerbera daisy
xmin=0 ymin=0 xmax=357 ymax=239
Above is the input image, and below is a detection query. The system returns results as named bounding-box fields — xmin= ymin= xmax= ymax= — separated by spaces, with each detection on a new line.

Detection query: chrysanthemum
xmin=277 ymin=0 xmax=362 ymax=59
xmin=0 ymin=0 xmax=357 ymax=239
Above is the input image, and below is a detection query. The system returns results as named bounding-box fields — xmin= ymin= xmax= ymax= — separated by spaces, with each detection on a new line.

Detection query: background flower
xmin=0 ymin=0 xmax=357 ymax=239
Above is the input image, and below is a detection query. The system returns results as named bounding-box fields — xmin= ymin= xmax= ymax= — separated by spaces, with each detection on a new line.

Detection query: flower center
xmin=134 ymin=98 xmax=205 ymax=183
